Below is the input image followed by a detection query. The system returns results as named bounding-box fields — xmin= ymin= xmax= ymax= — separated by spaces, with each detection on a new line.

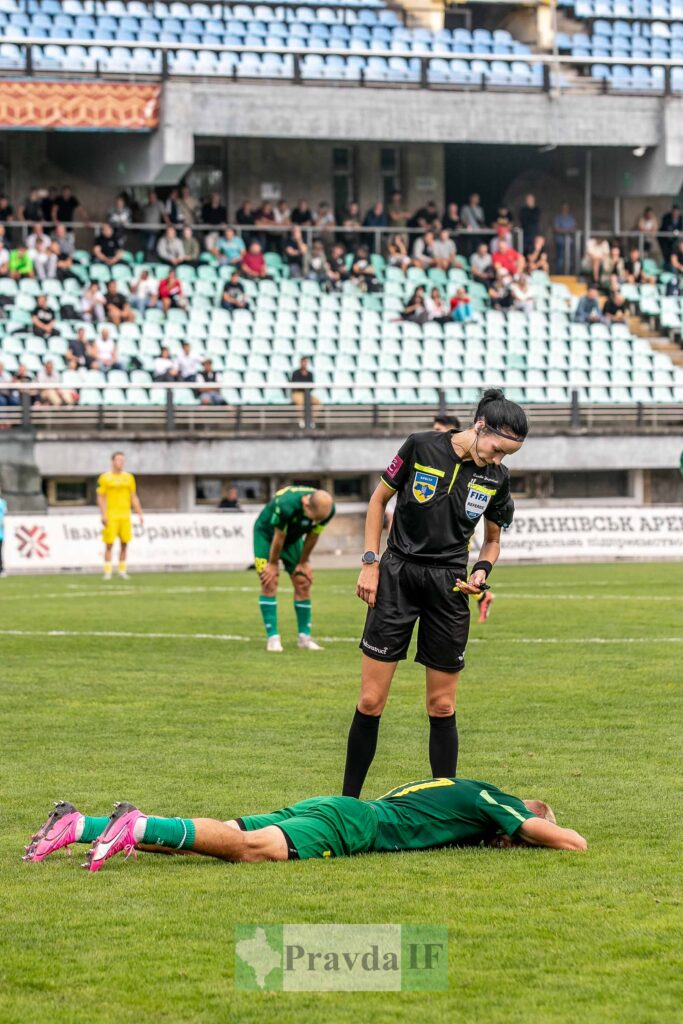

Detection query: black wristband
xmin=472 ymin=560 xmax=493 ymax=579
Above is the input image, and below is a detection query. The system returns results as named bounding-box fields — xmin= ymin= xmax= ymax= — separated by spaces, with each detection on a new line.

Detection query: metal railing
xmin=2 ymin=382 xmax=681 ymax=434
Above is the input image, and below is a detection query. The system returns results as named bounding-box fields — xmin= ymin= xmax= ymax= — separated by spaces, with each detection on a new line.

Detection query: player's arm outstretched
xmin=518 ymin=817 xmax=588 ymax=851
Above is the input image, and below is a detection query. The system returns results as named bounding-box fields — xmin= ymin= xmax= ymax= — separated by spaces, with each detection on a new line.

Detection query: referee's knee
xmin=427 ymin=699 xmax=455 ymax=717
xmin=357 ymin=694 xmax=386 ymax=716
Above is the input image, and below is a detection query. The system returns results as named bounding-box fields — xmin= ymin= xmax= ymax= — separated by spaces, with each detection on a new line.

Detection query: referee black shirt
xmin=381 ymin=430 xmax=514 ymax=568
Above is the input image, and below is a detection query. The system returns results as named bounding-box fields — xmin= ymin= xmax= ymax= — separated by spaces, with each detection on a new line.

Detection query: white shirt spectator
xmin=36 ymin=365 xmax=62 ymax=385
xmin=154 ymin=353 xmax=175 ymax=377
xmin=175 ymin=348 xmax=201 ymax=379
xmin=132 ymin=274 xmax=158 ymax=303
xmin=95 ymin=333 xmax=116 ymax=363
xmin=432 ymin=236 xmax=456 ymax=263
xmin=157 ymin=233 xmax=185 ymax=263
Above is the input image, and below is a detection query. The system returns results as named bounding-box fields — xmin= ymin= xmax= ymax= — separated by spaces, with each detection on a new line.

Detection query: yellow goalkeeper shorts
xmin=102 ymin=517 xmax=132 ymax=545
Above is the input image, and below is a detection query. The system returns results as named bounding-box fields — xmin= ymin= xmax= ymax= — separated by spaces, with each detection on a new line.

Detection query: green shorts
xmin=238 ymin=796 xmax=378 ymax=860
xmin=253 ymin=527 xmax=304 ymax=577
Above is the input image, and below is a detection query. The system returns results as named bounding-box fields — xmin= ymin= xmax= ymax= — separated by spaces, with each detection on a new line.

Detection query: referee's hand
xmin=455 ymin=570 xmax=488 ymax=595
xmin=357 ymin=564 xmax=380 ymax=607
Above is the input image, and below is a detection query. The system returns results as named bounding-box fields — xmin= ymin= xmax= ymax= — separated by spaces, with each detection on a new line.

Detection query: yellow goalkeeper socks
xmin=103 ymin=563 xmax=113 ymax=577
xmin=118 ymin=561 xmax=127 ymax=576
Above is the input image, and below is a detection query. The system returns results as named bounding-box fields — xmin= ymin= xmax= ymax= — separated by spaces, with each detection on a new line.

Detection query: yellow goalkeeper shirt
xmin=97 ymin=471 xmax=136 ymax=519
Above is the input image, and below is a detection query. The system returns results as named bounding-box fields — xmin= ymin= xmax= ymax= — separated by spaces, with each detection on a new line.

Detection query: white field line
xmin=0 ymin=629 xmax=682 ymax=646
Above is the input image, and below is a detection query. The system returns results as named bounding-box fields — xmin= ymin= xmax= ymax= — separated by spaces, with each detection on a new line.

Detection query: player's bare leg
xmin=342 ymin=654 xmax=398 ymax=797
xmin=292 ymin=568 xmax=322 ymax=650
xmin=118 ymin=541 xmax=129 ymax=579
xmin=103 ymin=543 xmax=114 ymax=579
xmin=426 ymin=668 xmax=460 ymax=777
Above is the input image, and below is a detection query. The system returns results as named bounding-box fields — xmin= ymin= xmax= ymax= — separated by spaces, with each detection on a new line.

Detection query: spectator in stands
xmin=177 ymin=184 xmax=199 ymax=227
xmin=81 ymin=281 xmax=106 ymax=323
xmin=202 ymin=191 xmax=227 ymax=227
xmin=350 ymin=246 xmax=380 ymax=292
xmin=450 ymin=287 xmax=472 ymax=322
xmin=290 ymin=356 xmax=320 ymax=426
xmin=181 ymin=226 xmax=200 ymax=266
xmin=66 ymin=327 xmax=95 ymax=370
xmin=412 ymin=230 xmax=436 ymax=269
xmin=0 ymin=233 xmax=9 ymax=277
xmin=31 ymin=237 xmax=57 ymax=282
xmin=424 ymin=286 xmax=450 ymax=323
xmin=442 ymin=202 xmax=460 ymax=233
xmin=340 ymin=202 xmax=362 ymax=250
xmin=221 ymin=270 xmax=250 ymax=312
xmin=196 ymin=358 xmax=226 ymax=405
xmin=519 ymin=194 xmax=541 ymax=256
xmin=600 ymin=244 xmax=627 ymax=292
xmin=41 ymin=187 xmax=58 ymax=224
xmin=307 ymin=240 xmax=329 ymax=286
xmin=386 ymin=233 xmax=411 ymax=271
xmin=291 ymin=199 xmax=313 ymax=227
xmin=488 ymin=272 xmax=514 ymax=310
xmin=432 ymin=227 xmax=462 ymax=271
xmin=526 ymin=235 xmax=550 ymax=275
xmin=164 ymin=187 xmax=182 ymax=227
xmin=255 ymin=200 xmax=276 ymax=250
xmin=105 ymin=280 xmax=135 ymax=326
xmin=175 ymin=340 xmax=201 ymax=382
xmin=95 ymin=326 xmax=123 ymax=372
xmin=129 ymin=269 xmax=158 ymax=313
xmin=553 ymin=202 xmax=577 ymax=274
xmin=51 ymin=224 xmax=76 ymax=280
xmin=625 ymin=246 xmax=654 ymax=285
xmin=8 ymin=244 xmax=34 ymax=280
xmin=283 ymin=225 xmax=308 ymax=278
xmin=574 ymin=286 xmax=605 ymax=324
xmin=240 ymin=241 xmax=268 ymax=280
xmin=0 ymin=360 xmax=20 ymax=406
xmin=659 ymin=202 xmax=683 ymax=262
xmin=142 ymin=189 xmax=167 ymax=255
xmin=636 ymin=205 xmax=659 ymax=256
xmin=216 ymin=227 xmax=245 ymax=267
xmin=510 ymin=273 xmax=534 ymax=315
xmin=325 ymin=243 xmax=348 ymax=291
xmin=36 ymin=359 xmax=74 ymax=407
xmin=470 ymin=241 xmax=494 ymax=285
xmin=387 ymin=190 xmax=411 ymax=233
xmin=235 ymin=199 xmax=256 ymax=245
xmin=26 ymin=222 xmax=50 ymax=252
xmin=666 ymin=238 xmax=683 ymax=275
xmin=274 ymin=199 xmax=291 ymax=227
xmin=603 ymin=289 xmax=628 ymax=322
xmin=401 ymin=286 xmax=428 ymax=324
xmin=584 ymin=237 xmax=610 ymax=285
xmin=157 ymin=226 xmax=185 ymax=266
xmin=52 ymin=186 xmax=86 ymax=225
xmin=460 ymin=193 xmax=486 ymax=235
xmin=153 ymin=345 xmax=178 ymax=382
xmin=218 ymin=486 xmax=241 ymax=510
xmin=12 ymin=363 xmax=35 ymax=403
xmin=19 ymin=187 xmax=43 ymax=224
xmin=314 ymin=201 xmax=336 ymax=250
xmin=159 ymin=268 xmax=187 ymax=312
xmin=363 ymin=201 xmax=388 ymax=251
xmin=492 ymin=238 xmax=524 ymax=278
xmin=491 ymin=207 xmax=513 ymax=248
xmin=107 ymin=194 xmax=132 ymax=246
xmin=409 ymin=200 xmax=441 ymax=233
xmin=31 ymin=295 xmax=59 ymax=341
xmin=93 ymin=223 xmax=123 ymax=267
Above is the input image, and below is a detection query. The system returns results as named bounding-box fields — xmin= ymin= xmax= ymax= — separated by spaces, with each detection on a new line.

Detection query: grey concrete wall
xmin=33 ymin=432 xmax=683 ymax=479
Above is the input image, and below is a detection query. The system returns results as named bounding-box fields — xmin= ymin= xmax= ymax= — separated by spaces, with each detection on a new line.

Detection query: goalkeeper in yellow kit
xmin=96 ymin=451 xmax=143 ymax=579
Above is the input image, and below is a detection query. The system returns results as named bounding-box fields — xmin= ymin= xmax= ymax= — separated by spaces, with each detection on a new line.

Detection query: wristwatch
xmin=361 ymin=551 xmax=380 ymax=565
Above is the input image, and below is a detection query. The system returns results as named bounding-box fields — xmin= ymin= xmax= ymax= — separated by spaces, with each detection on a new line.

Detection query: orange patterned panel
xmin=0 ymin=81 xmax=160 ymax=130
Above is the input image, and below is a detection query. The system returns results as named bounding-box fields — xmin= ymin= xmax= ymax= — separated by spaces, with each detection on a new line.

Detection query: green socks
xmin=294 ymin=599 xmax=312 ymax=636
xmin=259 ymin=596 xmax=279 ymax=638
xmin=142 ymin=817 xmax=196 ymax=850
xmin=79 ymin=816 xmax=111 ymax=843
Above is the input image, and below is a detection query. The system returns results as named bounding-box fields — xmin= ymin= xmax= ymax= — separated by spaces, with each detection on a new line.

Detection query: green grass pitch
xmin=1 ymin=563 xmax=681 ymax=1023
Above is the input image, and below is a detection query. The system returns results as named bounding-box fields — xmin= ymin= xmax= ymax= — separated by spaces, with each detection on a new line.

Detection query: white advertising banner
xmin=496 ymin=505 xmax=683 ymax=563
xmin=4 ymin=512 xmax=259 ymax=572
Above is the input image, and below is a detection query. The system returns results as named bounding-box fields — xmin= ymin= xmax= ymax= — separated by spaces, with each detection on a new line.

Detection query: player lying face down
xmin=23 ymin=776 xmax=586 ymax=872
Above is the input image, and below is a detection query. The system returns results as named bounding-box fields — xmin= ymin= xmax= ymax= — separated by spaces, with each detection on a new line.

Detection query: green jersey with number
xmin=368 ymin=777 xmax=537 ymax=852
xmin=254 ymin=486 xmax=335 ymax=545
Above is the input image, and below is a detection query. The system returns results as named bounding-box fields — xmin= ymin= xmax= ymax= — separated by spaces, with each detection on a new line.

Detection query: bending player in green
xmin=23 ymin=775 xmax=586 ymax=871
xmin=253 ymin=486 xmax=335 ymax=652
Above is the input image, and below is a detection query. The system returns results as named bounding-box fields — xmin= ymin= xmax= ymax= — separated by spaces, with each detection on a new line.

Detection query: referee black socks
xmin=429 ymin=713 xmax=458 ymax=778
xmin=342 ymin=707 xmax=381 ymax=798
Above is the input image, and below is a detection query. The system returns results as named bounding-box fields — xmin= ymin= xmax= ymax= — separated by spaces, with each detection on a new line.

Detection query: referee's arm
xmin=456 ymin=520 xmax=501 ymax=595
xmin=356 ymin=482 xmax=394 ymax=607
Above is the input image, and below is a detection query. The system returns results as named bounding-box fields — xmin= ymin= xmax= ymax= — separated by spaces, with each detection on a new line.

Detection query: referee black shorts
xmin=360 ymin=551 xmax=470 ymax=673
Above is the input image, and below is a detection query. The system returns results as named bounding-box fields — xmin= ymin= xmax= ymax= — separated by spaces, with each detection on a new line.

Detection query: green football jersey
xmin=254 ymin=486 xmax=335 ymax=545
xmin=368 ymin=777 xmax=537 ymax=852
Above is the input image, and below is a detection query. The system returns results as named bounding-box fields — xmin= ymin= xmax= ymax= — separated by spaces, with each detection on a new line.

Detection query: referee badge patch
xmin=465 ymin=484 xmax=495 ymax=520
xmin=413 ymin=470 xmax=439 ymax=504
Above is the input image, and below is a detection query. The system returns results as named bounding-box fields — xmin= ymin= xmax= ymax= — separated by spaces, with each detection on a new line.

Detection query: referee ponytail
xmin=474 ymin=388 xmax=528 ymax=440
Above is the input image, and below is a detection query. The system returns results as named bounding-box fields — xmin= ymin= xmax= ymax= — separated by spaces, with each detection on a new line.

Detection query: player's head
xmin=304 ymin=489 xmax=334 ymax=524
xmin=432 ymin=414 xmax=461 ymax=433
xmin=471 ymin=388 xmax=527 ymax=467
xmin=488 ymin=800 xmax=556 ymax=848
xmin=111 ymin=451 xmax=125 ymax=471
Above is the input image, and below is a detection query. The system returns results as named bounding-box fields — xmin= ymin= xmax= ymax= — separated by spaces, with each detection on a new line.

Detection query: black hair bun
xmin=480 ymin=388 xmax=505 ymax=403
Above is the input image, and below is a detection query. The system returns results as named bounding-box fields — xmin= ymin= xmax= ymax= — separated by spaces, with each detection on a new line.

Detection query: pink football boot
xmin=23 ymin=801 xmax=83 ymax=862
xmin=84 ymin=802 xmax=146 ymax=873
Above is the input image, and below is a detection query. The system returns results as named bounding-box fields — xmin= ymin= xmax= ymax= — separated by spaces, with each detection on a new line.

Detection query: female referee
xmin=342 ymin=389 xmax=528 ymax=797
